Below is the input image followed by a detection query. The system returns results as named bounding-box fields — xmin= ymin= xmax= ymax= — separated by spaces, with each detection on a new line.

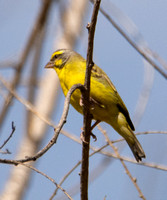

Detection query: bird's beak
xmin=44 ymin=61 xmax=54 ymax=69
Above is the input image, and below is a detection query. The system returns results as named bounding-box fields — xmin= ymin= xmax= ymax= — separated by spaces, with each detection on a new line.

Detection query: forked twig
xmin=0 ymin=78 xmax=84 ymax=164
xmin=0 ymin=121 xmax=16 ymax=149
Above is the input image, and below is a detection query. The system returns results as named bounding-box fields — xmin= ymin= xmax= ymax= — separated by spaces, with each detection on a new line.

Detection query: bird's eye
xmin=54 ymin=54 xmax=58 ymax=59
xmin=51 ymin=54 xmax=58 ymax=61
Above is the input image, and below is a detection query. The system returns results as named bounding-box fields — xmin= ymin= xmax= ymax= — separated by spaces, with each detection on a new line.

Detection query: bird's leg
xmin=79 ymin=94 xmax=100 ymax=142
xmin=79 ymin=95 xmax=84 ymax=107
xmin=90 ymin=120 xmax=100 ymax=141
xmin=80 ymin=128 xmax=87 ymax=144
xmin=80 ymin=120 xmax=100 ymax=142
xmin=80 ymin=114 xmax=93 ymax=144
xmin=91 ymin=120 xmax=100 ymax=131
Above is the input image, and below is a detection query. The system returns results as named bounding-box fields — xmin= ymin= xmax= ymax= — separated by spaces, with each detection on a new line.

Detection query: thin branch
xmin=51 ymin=144 xmax=108 ymax=199
xmin=51 ymin=141 xmax=167 ymax=200
xmin=102 ymin=130 xmax=146 ymax=200
xmin=89 ymin=0 xmax=167 ymax=79
xmin=52 ymin=140 xmax=167 ymax=199
xmin=0 ymin=121 xmax=16 ymax=149
xmin=20 ymin=163 xmax=73 ymax=200
xmin=110 ymin=130 xmax=167 ymax=144
xmin=0 ymin=74 xmax=83 ymax=159
xmin=48 ymin=132 xmax=167 ymax=199
xmin=50 ymin=161 xmax=81 ymax=199
xmin=0 ymin=82 xmax=84 ymax=164
xmin=0 ymin=149 xmax=11 ymax=154
xmin=97 ymin=148 xmax=167 ymax=172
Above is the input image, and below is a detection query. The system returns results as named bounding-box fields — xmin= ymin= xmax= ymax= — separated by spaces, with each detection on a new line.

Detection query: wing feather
xmin=91 ymin=65 xmax=135 ymax=131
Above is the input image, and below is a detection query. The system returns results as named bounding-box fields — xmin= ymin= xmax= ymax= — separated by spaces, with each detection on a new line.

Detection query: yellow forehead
xmin=51 ymin=50 xmax=64 ymax=59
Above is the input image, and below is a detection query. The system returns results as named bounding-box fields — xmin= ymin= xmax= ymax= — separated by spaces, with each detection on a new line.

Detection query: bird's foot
xmin=90 ymin=132 xmax=97 ymax=141
xmin=80 ymin=128 xmax=97 ymax=143
xmin=80 ymin=131 xmax=88 ymax=144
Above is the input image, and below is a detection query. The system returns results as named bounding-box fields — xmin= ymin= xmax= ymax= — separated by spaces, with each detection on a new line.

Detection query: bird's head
xmin=45 ymin=49 xmax=72 ymax=69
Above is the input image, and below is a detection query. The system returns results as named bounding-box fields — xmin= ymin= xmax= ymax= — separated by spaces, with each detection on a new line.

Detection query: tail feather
xmin=110 ymin=113 xmax=146 ymax=162
xmin=126 ymin=136 xmax=146 ymax=162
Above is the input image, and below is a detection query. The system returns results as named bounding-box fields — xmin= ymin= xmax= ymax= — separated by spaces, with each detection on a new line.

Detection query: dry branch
xmin=0 ymin=81 xmax=84 ymax=165
xmin=102 ymin=129 xmax=146 ymax=200
xmin=90 ymin=0 xmax=167 ymax=79
xmin=0 ymin=122 xmax=15 ymax=150
xmin=80 ymin=1 xmax=101 ymax=199
xmin=20 ymin=163 xmax=73 ymax=200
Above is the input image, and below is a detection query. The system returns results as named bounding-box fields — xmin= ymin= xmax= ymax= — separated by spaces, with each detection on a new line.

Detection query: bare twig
xmin=52 ymin=145 xmax=110 ymax=200
xmin=110 ymin=130 xmax=167 ymax=144
xmin=102 ymin=130 xmax=146 ymax=200
xmin=53 ymin=140 xmax=167 ymax=200
xmin=0 ymin=121 xmax=16 ymax=149
xmin=89 ymin=0 xmax=167 ymax=79
xmin=0 ymin=74 xmax=87 ymax=159
xmin=50 ymin=161 xmax=81 ymax=199
xmin=0 ymin=83 xmax=84 ymax=165
xmin=51 ymin=133 xmax=167 ymax=199
xmin=20 ymin=163 xmax=73 ymax=200
xmin=0 ymin=149 xmax=11 ymax=154
xmin=97 ymin=148 xmax=167 ymax=172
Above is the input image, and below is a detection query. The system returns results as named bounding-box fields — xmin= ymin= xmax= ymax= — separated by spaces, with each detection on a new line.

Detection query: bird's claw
xmin=80 ymin=128 xmax=97 ymax=143
xmin=90 ymin=132 xmax=97 ymax=141
xmin=80 ymin=131 xmax=89 ymax=144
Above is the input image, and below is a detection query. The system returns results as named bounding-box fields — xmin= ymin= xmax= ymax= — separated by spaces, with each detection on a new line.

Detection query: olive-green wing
xmin=91 ymin=65 xmax=135 ymax=131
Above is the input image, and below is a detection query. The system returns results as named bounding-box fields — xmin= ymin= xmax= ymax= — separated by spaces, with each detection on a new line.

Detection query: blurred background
xmin=0 ymin=0 xmax=167 ymax=199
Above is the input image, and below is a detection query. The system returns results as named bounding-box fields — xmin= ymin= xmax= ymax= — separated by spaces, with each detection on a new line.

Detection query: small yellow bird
xmin=45 ymin=49 xmax=145 ymax=162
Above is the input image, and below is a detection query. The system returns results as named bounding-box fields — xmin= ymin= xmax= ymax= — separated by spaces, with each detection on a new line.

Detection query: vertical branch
xmin=80 ymin=1 xmax=101 ymax=200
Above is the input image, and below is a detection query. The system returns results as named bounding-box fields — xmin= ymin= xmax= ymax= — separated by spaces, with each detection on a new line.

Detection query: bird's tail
xmin=126 ymin=131 xmax=146 ymax=162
